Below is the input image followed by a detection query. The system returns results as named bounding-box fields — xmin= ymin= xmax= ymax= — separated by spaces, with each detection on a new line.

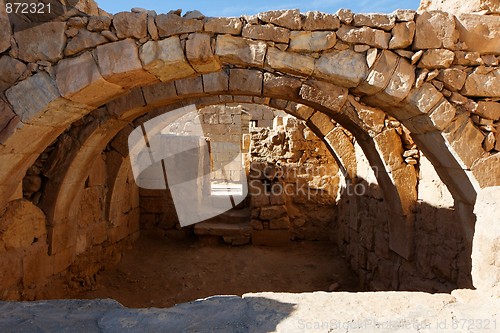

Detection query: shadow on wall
xmin=0 ymin=296 xmax=296 ymax=332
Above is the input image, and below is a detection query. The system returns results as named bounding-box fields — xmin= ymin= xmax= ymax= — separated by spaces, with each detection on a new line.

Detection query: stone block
xmin=353 ymin=13 xmax=396 ymax=31
xmin=413 ymin=11 xmax=457 ymax=50
xmin=87 ymin=15 xmax=112 ymax=32
xmin=455 ymin=14 xmax=500 ymax=54
xmin=107 ymin=88 xmax=146 ymax=119
xmin=0 ymin=56 xmax=27 ymax=93
xmin=97 ymin=39 xmax=158 ymax=89
xmin=140 ymin=37 xmax=196 ymax=82
xmin=229 ymin=69 xmax=262 ymax=95
xmin=242 ymin=24 xmax=290 ymax=43
xmin=302 ymin=11 xmax=340 ymax=31
xmin=389 ymin=21 xmax=415 ymax=49
xmin=260 ymin=205 xmax=287 ymax=220
xmin=203 ymin=71 xmax=229 ymax=93
xmin=417 ymin=49 xmax=455 ymax=69
xmin=308 ymin=112 xmax=335 ymax=137
xmin=266 ymin=48 xmax=314 ymax=77
xmin=186 ymin=33 xmax=221 ymax=73
xmin=257 ymin=9 xmax=302 ymax=30
xmin=461 ymin=68 xmax=500 ymax=98
xmin=204 ymin=17 xmax=242 ymax=35
xmin=325 ymin=127 xmax=357 ymax=178
xmin=14 ymin=22 xmax=66 ymax=63
xmin=315 ymin=49 xmax=368 ymax=88
xmin=215 ymin=35 xmax=267 ymax=67
xmin=269 ymin=216 xmax=290 ymax=230
xmin=65 ymin=29 xmax=108 ymax=56
xmin=471 ymin=154 xmax=500 ymax=188
xmin=175 ymin=76 xmax=203 ymax=96
xmin=299 ymin=80 xmax=348 ymax=114
xmin=337 ymin=25 xmax=391 ymax=49
xmin=289 ymin=31 xmax=337 ymax=52
xmin=142 ymin=82 xmax=177 ymax=105
xmin=56 ymin=52 xmax=123 ymax=106
xmin=374 ymin=129 xmax=405 ymax=172
xmin=113 ymin=12 xmax=147 ymax=39
xmin=356 ymin=50 xmax=399 ymax=96
xmin=436 ymin=68 xmax=466 ymax=92
xmin=393 ymin=83 xmax=443 ymax=120
xmin=474 ymin=101 xmax=500 ymax=121
xmin=155 ymin=13 xmax=204 ymax=37
xmin=0 ymin=251 xmax=22 ymax=289
xmin=22 ymin=242 xmax=54 ymax=286
xmin=263 ymin=73 xmax=301 ymax=100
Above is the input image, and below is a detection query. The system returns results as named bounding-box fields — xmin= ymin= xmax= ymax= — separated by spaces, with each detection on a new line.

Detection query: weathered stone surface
xmin=453 ymin=51 xmax=482 ymax=66
xmin=374 ymin=129 xmax=405 ymax=171
xmin=461 ymin=68 xmax=500 ymax=97
xmin=14 ymin=22 xmax=66 ymax=63
xmin=389 ymin=22 xmax=415 ymax=49
xmin=337 ymin=9 xmax=354 ymax=24
xmin=87 ymin=15 xmax=112 ymax=32
xmin=141 ymin=82 xmax=177 ymax=105
xmin=96 ymin=39 xmax=157 ymax=89
xmin=353 ymin=13 xmax=396 ymax=31
xmin=356 ymin=50 xmax=399 ymax=95
xmin=0 ymin=200 xmax=46 ymax=250
xmin=308 ymin=112 xmax=335 ymax=136
xmin=186 ymin=33 xmax=221 ymax=73
xmin=113 ymin=12 xmax=147 ymax=39
xmin=420 ymin=0 xmax=500 ymax=15
xmin=474 ymin=101 xmax=500 ymax=121
xmin=175 ymin=76 xmax=203 ymax=95
xmin=0 ymin=3 xmax=11 ymax=53
xmin=417 ymin=49 xmax=455 ymax=69
xmin=216 ymin=35 xmax=267 ymax=67
xmin=266 ymin=48 xmax=314 ymax=77
xmin=155 ymin=13 xmax=204 ymax=37
xmin=56 ymin=52 xmax=123 ymax=106
xmin=260 ymin=205 xmax=287 ymax=220
xmin=413 ymin=11 xmax=457 ymax=50
xmin=337 ymin=25 xmax=391 ymax=49
xmin=65 ymin=30 xmax=108 ymax=56
xmin=204 ymin=17 xmax=242 ymax=35
xmin=242 ymin=24 xmax=290 ymax=43
xmin=315 ymin=50 xmax=367 ymax=88
xmin=455 ymin=14 xmax=500 ymax=54
xmin=302 ymin=11 xmax=340 ymax=31
xmin=348 ymin=96 xmax=386 ymax=135
xmin=472 ymin=154 xmax=500 ymax=188
xmin=443 ymin=114 xmax=485 ymax=168
xmin=393 ymin=9 xmax=416 ymax=22
xmin=0 ymin=56 xmax=26 ymax=92
xmin=289 ymin=31 xmax=336 ymax=52
xmin=472 ymin=186 xmax=500 ymax=294
xmin=400 ymin=83 xmax=443 ymax=119
xmin=0 ymin=101 xmax=19 ymax=144
xmin=140 ymin=37 xmax=196 ymax=82
xmin=436 ymin=68 xmax=466 ymax=92
xmin=263 ymin=73 xmax=301 ymax=101
xmin=202 ymin=71 xmax=229 ymax=93
xmin=257 ymin=9 xmax=301 ymax=30
xmin=300 ymin=80 xmax=348 ymax=113
xmin=229 ymin=69 xmax=263 ymax=95
xmin=269 ymin=216 xmax=290 ymax=230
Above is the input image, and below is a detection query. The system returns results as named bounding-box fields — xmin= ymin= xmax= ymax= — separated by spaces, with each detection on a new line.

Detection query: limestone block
xmin=257 ymin=9 xmax=302 ymax=30
xmin=87 ymin=15 xmax=112 ymax=32
xmin=289 ymin=31 xmax=336 ymax=52
xmin=374 ymin=129 xmax=405 ymax=172
xmin=202 ymin=71 xmax=229 ymax=93
xmin=455 ymin=14 xmax=500 ymax=54
xmin=56 ymin=52 xmax=123 ymax=106
xmin=266 ymin=48 xmax=314 ymax=77
xmin=391 ymin=164 xmax=418 ymax=216
xmin=443 ymin=114 xmax=485 ymax=169
xmin=337 ymin=25 xmax=391 ymax=49
xmin=186 ymin=33 xmax=221 ymax=73
xmin=65 ymin=30 xmax=108 ymax=56
xmin=204 ymin=17 xmax=242 ymax=35
xmin=308 ymin=112 xmax=335 ymax=137
xmin=155 ymin=13 xmax=203 ymax=37
xmin=215 ymin=35 xmax=267 ymax=67
xmin=286 ymin=102 xmax=314 ymax=121
xmin=299 ymin=80 xmax=348 ymax=113
xmin=389 ymin=21 xmax=416 ymax=49
xmin=141 ymin=82 xmax=177 ymax=105
xmin=356 ymin=50 xmax=399 ymax=95
xmin=472 ymin=154 xmax=500 ymax=188
xmin=242 ymin=24 xmax=290 ymax=43
xmin=0 ymin=3 xmax=11 ymax=53
xmin=0 ymin=200 xmax=46 ymax=250
xmin=229 ymin=69 xmax=262 ymax=95
xmin=14 ymin=22 xmax=66 ymax=63
xmin=370 ymin=57 xmax=415 ymax=107
xmin=263 ymin=73 xmax=302 ymax=100
xmin=175 ymin=76 xmax=203 ymax=95
xmin=315 ymin=49 xmax=367 ymax=88
xmin=97 ymin=39 xmax=158 ymax=89
xmin=474 ymin=101 xmax=500 ymax=121
xmin=260 ymin=205 xmax=287 ymax=220
xmin=461 ymin=68 xmax=500 ymax=97
xmin=417 ymin=49 xmax=455 ymax=69
xmin=393 ymin=9 xmax=416 ymax=22
xmin=353 ymin=13 xmax=396 ymax=31
xmin=0 ymin=56 xmax=27 ymax=93
xmin=302 ymin=11 xmax=340 ymax=31
xmin=396 ymin=83 xmax=443 ymax=120
xmin=113 ymin=12 xmax=147 ymax=39
xmin=325 ymin=127 xmax=356 ymax=178
xmin=436 ymin=68 xmax=466 ymax=92
xmin=413 ymin=11 xmax=457 ymax=50
xmin=348 ymin=97 xmax=385 ymax=135
xmin=106 ymin=88 xmax=145 ymax=119
xmin=472 ymin=186 xmax=500 ymax=295
xmin=139 ymin=37 xmax=196 ymax=82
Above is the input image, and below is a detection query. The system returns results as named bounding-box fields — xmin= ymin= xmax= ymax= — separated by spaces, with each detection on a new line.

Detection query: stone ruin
xmin=0 ymin=0 xmax=499 ymax=330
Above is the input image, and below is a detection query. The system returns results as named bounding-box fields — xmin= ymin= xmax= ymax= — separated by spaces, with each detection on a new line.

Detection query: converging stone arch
xmin=1 ymin=5 xmax=499 ymax=298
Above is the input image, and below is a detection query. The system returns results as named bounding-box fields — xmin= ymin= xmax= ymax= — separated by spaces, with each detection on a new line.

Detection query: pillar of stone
xmin=472 ymin=186 xmax=500 ymax=296
xmin=419 ymin=0 xmax=500 ymax=15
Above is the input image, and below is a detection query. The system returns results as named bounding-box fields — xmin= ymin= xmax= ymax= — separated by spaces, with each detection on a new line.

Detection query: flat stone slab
xmin=0 ymin=290 xmax=498 ymax=332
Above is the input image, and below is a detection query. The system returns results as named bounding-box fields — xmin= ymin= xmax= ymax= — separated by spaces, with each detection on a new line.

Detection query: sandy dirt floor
xmin=76 ymin=235 xmax=360 ymax=308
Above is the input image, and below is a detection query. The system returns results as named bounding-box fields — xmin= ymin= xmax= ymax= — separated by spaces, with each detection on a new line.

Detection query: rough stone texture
xmin=186 ymin=33 xmax=221 ymax=73
xmin=65 ymin=30 xmax=108 ymax=56
xmin=472 ymin=186 xmax=500 ymax=295
xmin=436 ymin=68 xmax=466 ymax=92
xmin=474 ymin=101 xmax=500 ymax=120
xmin=419 ymin=0 xmax=500 ymax=15
xmin=0 ymin=2 xmax=11 ymax=53
xmin=289 ymin=31 xmax=336 ymax=52
xmin=257 ymin=9 xmax=302 ymax=30
xmin=0 ymin=56 xmax=26 ymax=93
xmin=472 ymin=154 xmax=500 ymax=188
xmin=87 ymin=16 xmax=112 ymax=32
xmin=266 ymin=48 xmax=315 ymax=77
xmin=337 ymin=25 xmax=391 ymax=49
xmin=413 ymin=11 xmax=457 ymax=50
xmin=461 ymin=68 xmax=500 ymax=97
xmin=455 ymin=14 xmax=500 ymax=54
xmin=353 ymin=13 xmax=396 ymax=31
xmin=302 ymin=11 xmax=340 ymax=31
xmin=216 ymin=35 xmax=267 ymax=67
xmin=113 ymin=12 xmax=148 ymax=39
xmin=417 ymin=49 xmax=455 ymax=69
xmin=140 ymin=37 xmax=196 ymax=82
xmin=204 ymin=18 xmax=243 ymax=35
xmin=389 ymin=21 xmax=416 ymax=49
xmin=300 ymin=80 xmax=348 ymax=113
xmin=155 ymin=13 xmax=204 ymax=37
xmin=14 ymin=22 xmax=67 ymax=63
xmin=315 ymin=50 xmax=368 ymax=88
xmin=242 ymin=24 xmax=290 ymax=43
